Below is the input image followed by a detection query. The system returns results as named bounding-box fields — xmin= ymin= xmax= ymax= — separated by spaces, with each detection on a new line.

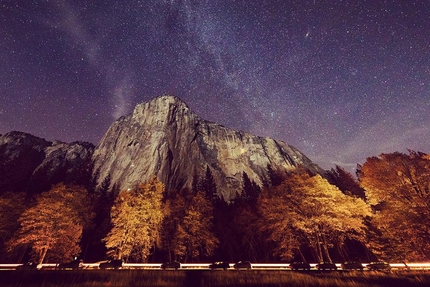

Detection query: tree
xmin=103 ymin=190 xmax=135 ymax=260
xmin=259 ymin=171 xmax=371 ymax=262
xmin=201 ymin=166 xmax=218 ymax=202
xmin=8 ymin=183 xmax=91 ymax=264
xmin=231 ymin=201 xmax=266 ymax=261
xmin=224 ymin=172 xmax=264 ymax=261
xmin=161 ymin=189 xmax=188 ymax=261
xmin=0 ymin=192 xmax=26 ymax=260
xmin=258 ymin=175 xmax=304 ymax=261
xmin=326 ymin=165 xmax=365 ymax=199
xmin=191 ymin=169 xmax=200 ymax=194
xmin=82 ymin=174 xmax=116 ymax=262
xmin=358 ymin=151 xmax=430 ymax=260
xmin=104 ymin=176 xmax=166 ymax=262
xmin=299 ymin=174 xmax=371 ymax=262
xmin=266 ymin=164 xmax=284 ymax=187
xmin=241 ymin=172 xmax=261 ymax=203
xmin=174 ymin=191 xmax=219 ymax=261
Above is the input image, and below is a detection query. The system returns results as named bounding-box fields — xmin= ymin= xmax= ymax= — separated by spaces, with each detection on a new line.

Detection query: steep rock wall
xmin=93 ymin=95 xmax=323 ymax=200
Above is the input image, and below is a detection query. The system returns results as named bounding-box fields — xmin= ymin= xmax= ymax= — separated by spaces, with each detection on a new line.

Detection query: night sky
xmin=1 ymin=0 xmax=429 ymax=171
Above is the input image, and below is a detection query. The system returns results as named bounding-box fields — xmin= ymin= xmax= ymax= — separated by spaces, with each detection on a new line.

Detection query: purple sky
xmin=1 ymin=0 xmax=429 ymax=171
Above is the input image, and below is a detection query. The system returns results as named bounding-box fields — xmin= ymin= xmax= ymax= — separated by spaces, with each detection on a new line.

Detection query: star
xmin=1 ymin=0 xmax=429 ymax=171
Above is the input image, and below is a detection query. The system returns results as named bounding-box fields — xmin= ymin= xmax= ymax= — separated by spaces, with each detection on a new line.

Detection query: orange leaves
xmin=164 ymin=190 xmax=218 ymax=261
xmin=9 ymin=183 xmax=89 ymax=264
xmin=104 ymin=176 xmax=166 ymax=262
xmin=359 ymin=151 xmax=430 ymax=260
xmin=259 ymin=171 xmax=370 ymax=261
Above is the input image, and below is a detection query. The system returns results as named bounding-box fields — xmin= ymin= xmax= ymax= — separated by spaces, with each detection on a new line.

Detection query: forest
xmin=1 ymin=150 xmax=429 ymax=264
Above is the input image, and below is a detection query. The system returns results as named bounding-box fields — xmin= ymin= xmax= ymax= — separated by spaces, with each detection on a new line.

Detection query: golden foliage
xmin=163 ymin=190 xmax=219 ymax=262
xmin=359 ymin=151 xmax=430 ymax=260
xmin=104 ymin=176 xmax=166 ymax=262
xmin=176 ymin=191 xmax=219 ymax=260
xmin=8 ymin=183 xmax=90 ymax=263
xmin=259 ymin=171 xmax=371 ymax=261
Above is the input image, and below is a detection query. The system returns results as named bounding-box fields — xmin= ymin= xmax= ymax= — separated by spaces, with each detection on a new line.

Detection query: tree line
xmin=1 ymin=150 xmax=430 ymax=263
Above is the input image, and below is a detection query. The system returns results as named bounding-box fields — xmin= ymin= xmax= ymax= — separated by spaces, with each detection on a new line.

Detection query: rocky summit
xmin=93 ymin=95 xmax=323 ymax=201
xmin=0 ymin=131 xmax=94 ymax=194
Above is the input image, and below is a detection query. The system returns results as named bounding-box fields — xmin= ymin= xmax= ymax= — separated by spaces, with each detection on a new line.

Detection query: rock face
xmin=93 ymin=95 xmax=323 ymax=201
xmin=0 ymin=131 xmax=95 ymax=194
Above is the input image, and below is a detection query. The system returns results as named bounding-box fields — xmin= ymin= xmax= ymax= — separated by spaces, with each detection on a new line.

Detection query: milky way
xmin=1 ymin=0 xmax=429 ymax=171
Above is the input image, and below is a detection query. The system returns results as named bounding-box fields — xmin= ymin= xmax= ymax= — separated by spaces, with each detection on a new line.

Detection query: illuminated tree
xmin=358 ymin=151 xmax=430 ymax=260
xmin=103 ymin=190 xmax=135 ymax=260
xmin=104 ymin=176 xmax=166 ymax=262
xmin=260 ymin=171 xmax=371 ymax=262
xmin=174 ymin=191 xmax=218 ymax=261
xmin=8 ymin=184 xmax=90 ymax=263
xmin=161 ymin=190 xmax=187 ymax=261
xmin=259 ymin=183 xmax=302 ymax=261
xmin=134 ymin=176 xmax=165 ymax=261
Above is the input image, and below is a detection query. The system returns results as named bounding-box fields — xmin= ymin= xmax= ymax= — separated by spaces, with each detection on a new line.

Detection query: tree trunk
xmin=315 ymin=233 xmax=323 ymax=262
xmin=322 ymin=233 xmax=332 ymax=262
xmin=117 ymin=248 xmax=123 ymax=260
xmin=298 ymin=248 xmax=306 ymax=262
xmin=39 ymin=245 xmax=49 ymax=265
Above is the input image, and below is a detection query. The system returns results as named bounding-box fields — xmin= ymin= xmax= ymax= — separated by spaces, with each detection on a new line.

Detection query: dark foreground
xmin=1 ymin=270 xmax=430 ymax=287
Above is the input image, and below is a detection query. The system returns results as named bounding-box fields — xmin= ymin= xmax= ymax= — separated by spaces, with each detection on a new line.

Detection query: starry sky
xmin=1 ymin=0 xmax=429 ymax=171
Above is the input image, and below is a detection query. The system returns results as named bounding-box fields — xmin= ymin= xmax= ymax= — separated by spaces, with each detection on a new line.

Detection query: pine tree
xmin=201 ymin=166 xmax=218 ymax=202
xmin=241 ymin=171 xmax=261 ymax=203
xmin=327 ymin=165 xmax=365 ymax=199
xmin=266 ymin=164 xmax=283 ymax=187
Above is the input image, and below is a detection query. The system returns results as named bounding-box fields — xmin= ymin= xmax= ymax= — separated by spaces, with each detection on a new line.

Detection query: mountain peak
xmin=135 ymin=95 xmax=190 ymax=113
xmin=93 ymin=95 xmax=323 ymax=201
xmin=0 ymin=131 xmax=52 ymax=150
xmin=131 ymin=95 xmax=194 ymax=125
xmin=152 ymin=94 xmax=188 ymax=105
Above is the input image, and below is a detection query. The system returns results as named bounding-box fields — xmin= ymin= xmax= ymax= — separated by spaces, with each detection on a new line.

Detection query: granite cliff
xmin=92 ymin=95 xmax=323 ymax=200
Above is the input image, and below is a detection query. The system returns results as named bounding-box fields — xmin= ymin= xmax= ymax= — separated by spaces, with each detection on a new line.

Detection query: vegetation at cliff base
xmin=1 ymin=151 xmax=430 ymax=264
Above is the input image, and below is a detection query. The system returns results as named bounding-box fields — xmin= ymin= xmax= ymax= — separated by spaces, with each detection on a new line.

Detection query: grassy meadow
xmin=1 ymin=270 xmax=430 ymax=287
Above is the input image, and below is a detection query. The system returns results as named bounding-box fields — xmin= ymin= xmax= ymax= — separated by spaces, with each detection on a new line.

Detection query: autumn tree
xmin=161 ymin=189 xmax=188 ymax=261
xmin=259 ymin=175 xmax=305 ymax=261
xmin=162 ymin=187 xmax=219 ymax=262
xmin=358 ymin=151 xmax=430 ymax=260
xmin=0 ymin=192 xmax=26 ymax=261
xmin=8 ymin=184 xmax=91 ymax=264
xmin=174 ymin=191 xmax=219 ymax=261
xmin=259 ymin=171 xmax=371 ymax=262
xmin=104 ymin=176 xmax=166 ymax=262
